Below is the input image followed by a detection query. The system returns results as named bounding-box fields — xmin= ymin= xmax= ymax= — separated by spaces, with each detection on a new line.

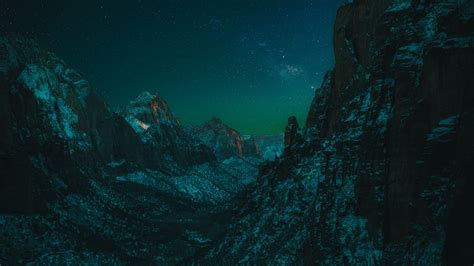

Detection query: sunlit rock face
xmin=190 ymin=118 xmax=262 ymax=161
xmin=119 ymin=92 xmax=216 ymax=168
xmin=0 ymin=34 xmax=260 ymax=264
xmin=125 ymin=91 xmax=178 ymax=128
xmin=202 ymin=1 xmax=474 ymax=264
xmin=1 ymin=0 xmax=472 ymax=264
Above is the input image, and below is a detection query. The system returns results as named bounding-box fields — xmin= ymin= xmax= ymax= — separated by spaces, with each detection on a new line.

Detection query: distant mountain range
xmin=0 ymin=34 xmax=281 ymax=263
xmin=1 ymin=0 xmax=473 ymax=264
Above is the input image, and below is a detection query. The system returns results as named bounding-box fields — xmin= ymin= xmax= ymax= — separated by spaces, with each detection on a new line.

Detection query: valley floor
xmin=0 ymin=157 xmax=260 ymax=264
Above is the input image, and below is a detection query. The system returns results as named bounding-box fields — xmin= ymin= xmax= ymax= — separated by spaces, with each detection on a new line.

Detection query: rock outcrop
xmin=0 ymin=35 xmax=145 ymax=213
xmin=201 ymin=1 xmax=474 ymax=264
xmin=284 ymin=116 xmax=299 ymax=147
xmin=254 ymin=134 xmax=284 ymax=161
xmin=0 ymin=34 xmax=260 ymax=264
xmin=1 ymin=0 xmax=472 ymax=263
xmin=119 ymin=91 xmax=216 ymax=168
xmin=190 ymin=118 xmax=262 ymax=161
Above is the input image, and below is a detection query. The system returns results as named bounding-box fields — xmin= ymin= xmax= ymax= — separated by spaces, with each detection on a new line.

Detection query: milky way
xmin=1 ymin=0 xmax=343 ymax=134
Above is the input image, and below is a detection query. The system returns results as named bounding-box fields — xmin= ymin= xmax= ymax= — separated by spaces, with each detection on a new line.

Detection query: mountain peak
xmin=125 ymin=91 xmax=177 ymax=130
xmin=131 ymin=91 xmax=156 ymax=104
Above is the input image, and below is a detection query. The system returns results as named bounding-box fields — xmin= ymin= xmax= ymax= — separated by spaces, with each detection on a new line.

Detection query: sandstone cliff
xmin=190 ymin=118 xmax=262 ymax=161
xmin=119 ymin=91 xmax=216 ymax=168
xmin=201 ymin=1 xmax=474 ymax=264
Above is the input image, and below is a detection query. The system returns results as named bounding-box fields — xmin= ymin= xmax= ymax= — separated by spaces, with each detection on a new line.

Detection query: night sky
xmin=1 ymin=0 xmax=343 ymax=135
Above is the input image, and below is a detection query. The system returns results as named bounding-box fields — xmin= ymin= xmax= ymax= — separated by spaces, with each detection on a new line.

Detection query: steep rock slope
xmin=0 ymin=35 xmax=145 ymax=213
xmin=190 ymin=118 xmax=262 ymax=161
xmin=0 ymin=34 xmax=260 ymax=264
xmin=254 ymin=134 xmax=284 ymax=161
xmin=201 ymin=1 xmax=474 ymax=264
xmin=119 ymin=91 xmax=216 ymax=168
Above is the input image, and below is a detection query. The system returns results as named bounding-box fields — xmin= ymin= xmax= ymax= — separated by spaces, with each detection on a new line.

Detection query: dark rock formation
xmin=201 ymin=0 xmax=474 ymax=264
xmin=284 ymin=116 xmax=299 ymax=147
xmin=0 ymin=34 xmax=260 ymax=264
xmin=190 ymin=118 xmax=262 ymax=161
xmin=254 ymin=134 xmax=284 ymax=161
xmin=241 ymin=135 xmax=262 ymax=159
xmin=1 ymin=0 xmax=472 ymax=264
xmin=0 ymin=35 xmax=145 ymax=213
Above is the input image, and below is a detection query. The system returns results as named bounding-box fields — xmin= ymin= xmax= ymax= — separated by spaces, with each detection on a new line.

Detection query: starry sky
xmin=1 ymin=0 xmax=343 ymax=135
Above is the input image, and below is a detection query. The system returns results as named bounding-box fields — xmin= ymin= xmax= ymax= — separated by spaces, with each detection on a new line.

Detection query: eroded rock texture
xmin=0 ymin=35 xmax=260 ymax=264
xmin=201 ymin=1 xmax=474 ymax=264
xmin=190 ymin=118 xmax=262 ymax=161
xmin=1 ymin=0 xmax=472 ymax=264
xmin=119 ymin=91 xmax=216 ymax=168
xmin=254 ymin=134 xmax=284 ymax=161
xmin=0 ymin=35 xmax=145 ymax=213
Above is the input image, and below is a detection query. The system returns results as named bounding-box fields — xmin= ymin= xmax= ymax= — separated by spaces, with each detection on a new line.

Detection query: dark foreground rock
xmin=199 ymin=1 xmax=474 ymax=264
xmin=0 ymin=35 xmax=145 ymax=213
xmin=1 ymin=0 xmax=473 ymax=264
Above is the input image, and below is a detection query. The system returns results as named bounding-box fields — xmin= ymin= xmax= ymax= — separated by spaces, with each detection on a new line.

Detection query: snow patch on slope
xmin=17 ymin=64 xmax=91 ymax=152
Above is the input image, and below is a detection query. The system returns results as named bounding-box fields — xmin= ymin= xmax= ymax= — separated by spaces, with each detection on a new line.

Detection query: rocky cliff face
xmin=0 ymin=35 xmax=146 ymax=213
xmin=119 ymin=91 xmax=216 ymax=168
xmin=254 ymin=134 xmax=284 ymax=161
xmin=201 ymin=0 xmax=474 ymax=264
xmin=284 ymin=116 xmax=301 ymax=150
xmin=0 ymin=34 xmax=260 ymax=264
xmin=1 ymin=0 xmax=472 ymax=263
xmin=190 ymin=118 xmax=262 ymax=161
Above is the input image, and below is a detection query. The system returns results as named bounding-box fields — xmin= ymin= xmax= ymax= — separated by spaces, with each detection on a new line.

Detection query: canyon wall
xmin=202 ymin=0 xmax=474 ymax=264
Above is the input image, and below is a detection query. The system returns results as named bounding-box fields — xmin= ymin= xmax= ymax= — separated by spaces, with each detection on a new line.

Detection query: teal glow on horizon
xmin=2 ymin=0 xmax=343 ymax=134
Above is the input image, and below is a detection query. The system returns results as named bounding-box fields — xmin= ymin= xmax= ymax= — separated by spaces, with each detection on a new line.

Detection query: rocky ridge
xmin=118 ymin=91 xmax=216 ymax=168
xmin=254 ymin=134 xmax=284 ymax=161
xmin=1 ymin=0 xmax=472 ymax=264
xmin=0 ymin=34 xmax=261 ymax=264
xmin=189 ymin=117 xmax=262 ymax=161
xmin=200 ymin=0 xmax=474 ymax=264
